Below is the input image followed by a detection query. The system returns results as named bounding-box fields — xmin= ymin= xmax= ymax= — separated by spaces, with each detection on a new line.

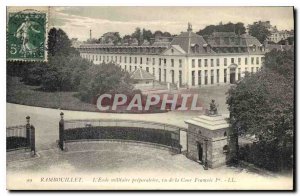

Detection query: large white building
xmin=78 ymin=24 xmax=266 ymax=88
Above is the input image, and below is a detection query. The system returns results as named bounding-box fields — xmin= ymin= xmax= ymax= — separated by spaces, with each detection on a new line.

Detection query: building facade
xmin=78 ymin=24 xmax=266 ymax=88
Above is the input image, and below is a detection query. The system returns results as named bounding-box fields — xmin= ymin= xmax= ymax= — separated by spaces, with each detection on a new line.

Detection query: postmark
xmin=7 ymin=9 xmax=48 ymax=61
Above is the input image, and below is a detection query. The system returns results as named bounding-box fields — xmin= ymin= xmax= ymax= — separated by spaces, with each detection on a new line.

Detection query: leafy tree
xmin=48 ymin=28 xmax=75 ymax=56
xmin=197 ymin=22 xmax=246 ymax=36
xmin=226 ymin=49 xmax=294 ymax=171
xmin=78 ymin=62 xmax=135 ymax=103
xmin=131 ymin=27 xmax=142 ymax=45
xmin=142 ymin=28 xmax=153 ymax=42
xmin=248 ymin=22 xmax=271 ymax=43
xmin=41 ymin=55 xmax=92 ymax=91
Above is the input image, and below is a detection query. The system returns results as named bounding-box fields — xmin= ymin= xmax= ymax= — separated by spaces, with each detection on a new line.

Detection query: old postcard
xmin=6 ymin=6 xmax=294 ymax=190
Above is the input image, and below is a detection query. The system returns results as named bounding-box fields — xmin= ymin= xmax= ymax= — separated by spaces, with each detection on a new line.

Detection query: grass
xmin=7 ymin=77 xmax=231 ymax=113
xmin=7 ymin=77 xmax=98 ymax=112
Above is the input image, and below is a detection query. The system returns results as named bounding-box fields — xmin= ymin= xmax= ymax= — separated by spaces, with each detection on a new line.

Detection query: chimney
xmin=89 ymin=29 xmax=92 ymax=40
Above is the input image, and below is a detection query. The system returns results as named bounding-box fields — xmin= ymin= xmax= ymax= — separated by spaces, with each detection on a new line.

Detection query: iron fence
xmin=59 ymin=113 xmax=185 ymax=153
xmin=6 ymin=116 xmax=36 ymax=154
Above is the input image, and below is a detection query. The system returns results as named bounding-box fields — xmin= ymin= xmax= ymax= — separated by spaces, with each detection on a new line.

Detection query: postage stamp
xmin=6 ymin=9 xmax=47 ymax=61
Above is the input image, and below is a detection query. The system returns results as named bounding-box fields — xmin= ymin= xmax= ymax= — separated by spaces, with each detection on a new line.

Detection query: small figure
xmin=209 ymin=99 xmax=218 ymax=115
xmin=15 ymin=16 xmax=41 ymax=56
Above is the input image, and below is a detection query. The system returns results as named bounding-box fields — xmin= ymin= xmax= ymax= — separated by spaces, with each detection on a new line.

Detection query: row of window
xmin=191 ymin=57 xmax=264 ymax=68
xmin=81 ymin=54 xmax=264 ymax=68
xmin=191 ymin=67 xmax=260 ymax=86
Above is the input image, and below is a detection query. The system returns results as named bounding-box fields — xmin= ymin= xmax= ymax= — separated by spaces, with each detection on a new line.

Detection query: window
xmin=224 ymin=69 xmax=227 ymax=83
xmin=125 ymin=57 xmax=127 ymax=63
xmin=224 ymin=58 xmax=227 ymax=66
xmin=198 ymin=59 xmax=202 ymax=67
xmin=251 ymin=57 xmax=254 ymax=65
xmin=153 ymin=58 xmax=155 ymax=65
xmin=216 ymin=69 xmax=219 ymax=83
xmin=216 ymin=58 xmax=220 ymax=66
xmin=129 ymin=57 xmax=132 ymax=63
xmin=171 ymin=59 xmax=174 ymax=67
xmin=179 ymin=71 xmax=182 ymax=87
xmin=119 ymin=56 xmax=122 ymax=63
xmin=211 ymin=70 xmax=214 ymax=85
xmin=192 ymin=59 xmax=195 ymax=68
xmin=146 ymin=67 xmax=149 ymax=72
xmin=231 ymin=58 xmax=234 ymax=64
xmin=130 ymin=66 xmax=132 ymax=72
xmin=164 ymin=69 xmax=166 ymax=82
xmin=135 ymin=66 xmax=137 ymax=70
xmin=251 ymin=67 xmax=254 ymax=73
xmin=256 ymin=57 xmax=259 ymax=65
xmin=204 ymin=70 xmax=208 ymax=85
xmin=124 ymin=65 xmax=127 ymax=70
xmin=159 ymin=58 xmax=162 ymax=66
xmin=153 ymin=68 xmax=155 ymax=76
xmin=192 ymin=71 xmax=195 ymax=86
xmin=179 ymin=59 xmax=182 ymax=68
xmin=164 ymin=59 xmax=167 ymax=66
xmin=211 ymin=59 xmax=214 ymax=67
xmin=140 ymin=57 xmax=143 ymax=64
xmin=171 ymin=70 xmax=175 ymax=84
xmin=238 ymin=58 xmax=241 ymax=65
xmin=198 ymin=70 xmax=201 ymax=85
xmin=245 ymin=57 xmax=248 ymax=65
xmin=159 ymin=68 xmax=161 ymax=81
xmin=238 ymin=68 xmax=241 ymax=80
xmin=261 ymin=57 xmax=265 ymax=65
xmin=135 ymin=57 xmax=137 ymax=64
xmin=204 ymin=59 xmax=208 ymax=67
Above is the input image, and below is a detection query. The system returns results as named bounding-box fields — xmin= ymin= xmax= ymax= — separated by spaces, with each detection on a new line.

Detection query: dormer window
xmin=171 ymin=49 xmax=174 ymax=53
xmin=203 ymin=43 xmax=210 ymax=52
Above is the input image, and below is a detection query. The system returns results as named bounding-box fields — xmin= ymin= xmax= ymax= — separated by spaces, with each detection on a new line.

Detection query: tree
xmin=248 ymin=22 xmax=271 ymax=43
xmin=78 ymin=62 xmax=135 ymax=103
xmin=131 ymin=27 xmax=142 ymax=45
xmin=142 ymin=28 xmax=153 ymax=42
xmin=197 ymin=22 xmax=246 ymax=36
xmin=226 ymin=49 xmax=294 ymax=171
xmin=41 ymin=55 xmax=92 ymax=91
xmin=48 ymin=28 xmax=75 ymax=56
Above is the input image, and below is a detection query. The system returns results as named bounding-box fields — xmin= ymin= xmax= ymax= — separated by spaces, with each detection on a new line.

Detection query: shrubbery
xmin=227 ymin=49 xmax=294 ymax=171
xmin=78 ymin=62 xmax=137 ymax=103
xmin=7 ymin=27 xmax=137 ymax=105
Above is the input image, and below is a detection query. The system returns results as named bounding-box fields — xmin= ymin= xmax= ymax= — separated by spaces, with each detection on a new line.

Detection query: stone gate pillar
xmin=185 ymin=111 xmax=230 ymax=169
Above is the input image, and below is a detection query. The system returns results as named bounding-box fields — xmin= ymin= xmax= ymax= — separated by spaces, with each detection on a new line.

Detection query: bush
xmin=78 ymin=62 xmax=135 ymax=103
xmin=239 ymin=141 xmax=293 ymax=172
xmin=40 ymin=55 xmax=92 ymax=91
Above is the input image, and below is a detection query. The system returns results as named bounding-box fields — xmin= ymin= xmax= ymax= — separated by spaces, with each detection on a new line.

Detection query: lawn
xmin=7 ymin=77 xmax=98 ymax=112
xmin=7 ymin=77 xmax=231 ymax=114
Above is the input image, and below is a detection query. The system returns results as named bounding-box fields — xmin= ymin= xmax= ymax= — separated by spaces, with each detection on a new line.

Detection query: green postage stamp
xmin=7 ymin=9 xmax=47 ymax=61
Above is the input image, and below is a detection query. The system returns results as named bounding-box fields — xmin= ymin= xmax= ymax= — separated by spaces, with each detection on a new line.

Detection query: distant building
xmin=268 ymin=29 xmax=294 ymax=43
xmin=78 ymin=23 xmax=265 ymax=88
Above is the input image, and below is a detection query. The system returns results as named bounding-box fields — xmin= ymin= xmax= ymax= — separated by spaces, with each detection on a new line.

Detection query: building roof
xmin=78 ymin=24 xmax=265 ymax=55
xmin=170 ymin=31 xmax=212 ymax=54
xmin=130 ymin=68 xmax=155 ymax=80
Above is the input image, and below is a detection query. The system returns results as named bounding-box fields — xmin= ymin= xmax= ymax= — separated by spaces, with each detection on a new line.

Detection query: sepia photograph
xmin=5 ymin=5 xmax=295 ymax=190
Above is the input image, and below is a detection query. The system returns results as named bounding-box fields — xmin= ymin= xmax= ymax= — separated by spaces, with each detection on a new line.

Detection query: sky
xmin=50 ymin=6 xmax=294 ymax=41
